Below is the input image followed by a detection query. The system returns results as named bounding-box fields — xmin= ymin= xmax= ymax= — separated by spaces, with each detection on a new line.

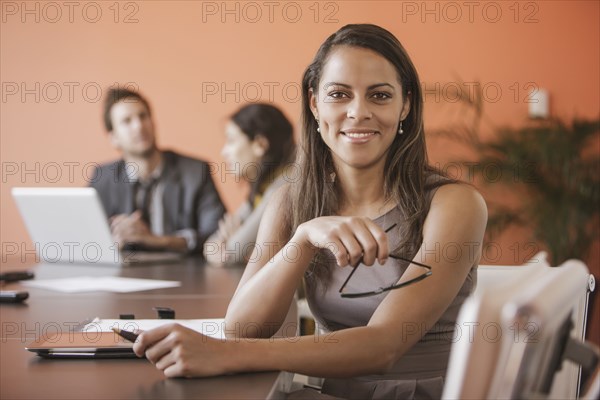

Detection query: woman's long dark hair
xmin=230 ymin=103 xmax=295 ymax=205
xmin=287 ymin=24 xmax=453 ymax=283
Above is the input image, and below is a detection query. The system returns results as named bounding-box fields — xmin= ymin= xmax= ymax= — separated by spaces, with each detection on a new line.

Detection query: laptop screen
xmin=12 ymin=187 xmax=119 ymax=264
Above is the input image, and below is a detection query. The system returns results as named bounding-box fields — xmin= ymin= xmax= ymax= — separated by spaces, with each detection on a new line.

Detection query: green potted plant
xmin=430 ymin=83 xmax=600 ymax=265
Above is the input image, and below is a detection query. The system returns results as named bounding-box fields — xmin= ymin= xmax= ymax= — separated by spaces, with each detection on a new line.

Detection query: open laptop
xmin=12 ymin=187 xmax=183 ymax=266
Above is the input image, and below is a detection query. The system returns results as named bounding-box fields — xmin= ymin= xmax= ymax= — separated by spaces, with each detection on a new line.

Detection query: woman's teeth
xmin=343 ymin=132 xmax=375 ymax=138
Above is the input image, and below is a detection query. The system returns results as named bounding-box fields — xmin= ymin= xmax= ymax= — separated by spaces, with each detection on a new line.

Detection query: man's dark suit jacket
xmin=90 ymin=150 xmax=225 ymax=253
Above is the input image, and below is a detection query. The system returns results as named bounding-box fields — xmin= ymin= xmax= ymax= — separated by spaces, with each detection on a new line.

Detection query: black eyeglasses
xmin=338 ymin=223 xmax=432 ymax=298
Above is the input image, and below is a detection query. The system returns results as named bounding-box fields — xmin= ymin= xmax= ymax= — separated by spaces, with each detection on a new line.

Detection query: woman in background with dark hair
xmin=204 ymin=103 xmax=295 ymax=265
xmin=135 ymin=24 xmax=487 ymax=400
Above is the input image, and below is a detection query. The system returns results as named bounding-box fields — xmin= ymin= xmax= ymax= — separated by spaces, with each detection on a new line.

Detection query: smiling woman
xmin=309 ymin=46 xmax=409 ymax=172
xmin=132 ymin=24 xmax=487 ymax=400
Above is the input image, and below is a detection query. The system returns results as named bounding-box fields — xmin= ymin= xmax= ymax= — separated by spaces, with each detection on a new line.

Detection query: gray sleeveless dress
xmin=303 ymin=204 xmax=478 ymax=400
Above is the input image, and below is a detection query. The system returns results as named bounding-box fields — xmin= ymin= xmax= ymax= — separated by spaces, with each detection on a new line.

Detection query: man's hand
xmin=110 ymin=211 xmax=155 ymax=249
xmin=110 ymin=211 xmax=189 ymax=252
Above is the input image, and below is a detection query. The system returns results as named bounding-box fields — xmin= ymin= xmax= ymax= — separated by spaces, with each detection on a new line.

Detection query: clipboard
xmin=26 ymin=331 xmax=137 ymax=359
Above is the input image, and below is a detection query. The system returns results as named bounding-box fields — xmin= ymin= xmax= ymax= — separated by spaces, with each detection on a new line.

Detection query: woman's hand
xmin=294 ymin=216 xmax=389 ymax=268
xmin=133 ymin=323 xmax=231 ymax=378
xmin=218 ymin=213 xmax=242 ymax=241
xmin=203 ymin=213 xmax=243 ymax=265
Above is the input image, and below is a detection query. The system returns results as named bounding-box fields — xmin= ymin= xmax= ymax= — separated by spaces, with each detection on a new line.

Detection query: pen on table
xmin=112 ymin=327 xmax=139 ymax=343
xmin=0 ymin=271 xmax=35 ymax=282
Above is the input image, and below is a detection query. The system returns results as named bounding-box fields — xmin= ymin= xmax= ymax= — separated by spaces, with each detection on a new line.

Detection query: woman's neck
xmin=335 ymin=162 xmax=393 ymax=218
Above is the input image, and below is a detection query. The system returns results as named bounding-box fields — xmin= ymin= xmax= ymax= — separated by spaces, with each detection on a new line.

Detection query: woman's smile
xmin=339 ymin=128 xmax=380 ymax=144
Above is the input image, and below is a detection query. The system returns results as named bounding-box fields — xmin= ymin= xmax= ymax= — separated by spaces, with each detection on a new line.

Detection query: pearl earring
xmin=316 ymin=116 xmax=320 ymax=133
xmin=398 ymin=121 xmax=404 ymax=135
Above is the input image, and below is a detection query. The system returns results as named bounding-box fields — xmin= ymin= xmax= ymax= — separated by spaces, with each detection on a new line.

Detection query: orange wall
xmin=2 ymin=1 xmax=599 ymax=336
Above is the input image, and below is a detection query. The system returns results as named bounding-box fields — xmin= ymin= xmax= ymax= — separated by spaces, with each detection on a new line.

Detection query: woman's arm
xmin=225 ymin=181 xmax=395 ymax=338
xmin=366 ymin=183 xmax=487 ymax=365
xmin=233 ymin=183 xmax=488 ymax=376
xmin=224 ymin=185 xmax=314 ymax=337
xmin=135 ymin=323 xmax=395 ymax=378
xmin=135 ymin=183 xmax=487 ymax=377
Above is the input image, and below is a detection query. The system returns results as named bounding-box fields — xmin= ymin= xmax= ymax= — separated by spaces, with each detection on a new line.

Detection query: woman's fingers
xmin=154 ymin=346 xmax=178 ymax=371
xmin=133 ymin=323 xmax=177 ymax=357
xmin=163 ymin=360 xmax=185 ymax=378
xmin=329 ymin=218 xmax=389 ymax=267
xmin=144 ymin=334 xmax=176 ymax=364
xmin=363 ymin=218 xmax=389 ymax=265
xmin=323 ymin=237 xmax=348 ymax=267
xmin=300 ymin=216 xmax=391 ymax=267
xmin=132 ymin=324 xmax=226 ymax=378
xmin=335 ymin=222 xmax=367 ymax=267
xmin=347 ymin=219 xmax=381 ymax=266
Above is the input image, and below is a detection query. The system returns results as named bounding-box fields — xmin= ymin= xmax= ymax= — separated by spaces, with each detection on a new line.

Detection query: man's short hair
xmin=103 ymin=87 xmax=152 ymax=132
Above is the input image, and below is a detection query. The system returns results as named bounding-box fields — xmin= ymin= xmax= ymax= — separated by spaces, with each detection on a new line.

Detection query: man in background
xmin=91 ymin=87 xmax=224 ymax=254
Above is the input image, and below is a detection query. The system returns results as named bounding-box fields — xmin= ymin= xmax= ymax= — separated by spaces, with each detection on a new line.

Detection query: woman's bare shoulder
xmin=429 ymin=183 xmax=487 ymax=223
xmin=255 ymin=183 xmax=293 ymax=244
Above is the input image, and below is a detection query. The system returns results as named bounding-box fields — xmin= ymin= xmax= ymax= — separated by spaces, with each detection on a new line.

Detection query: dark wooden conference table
xmin=0 ymin=257 xmax=292 ymax=399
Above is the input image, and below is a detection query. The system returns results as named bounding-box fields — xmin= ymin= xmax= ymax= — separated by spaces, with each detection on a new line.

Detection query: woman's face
xmin=310 ymin=46 xmax=410 ymax=171
xmin=221 ymin=121 xmax=265 ymax=181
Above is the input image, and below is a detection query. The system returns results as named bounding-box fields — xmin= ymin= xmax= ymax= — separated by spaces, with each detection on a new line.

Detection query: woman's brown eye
xmin=329 ymin=92 xmax=347 ymax=99
xmin=372 ymin=92 xmax=391 ymax=100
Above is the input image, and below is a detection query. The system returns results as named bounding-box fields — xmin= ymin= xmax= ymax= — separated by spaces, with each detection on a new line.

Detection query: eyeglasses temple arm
xmin=339 ymin=263 xmax=359 ymax=293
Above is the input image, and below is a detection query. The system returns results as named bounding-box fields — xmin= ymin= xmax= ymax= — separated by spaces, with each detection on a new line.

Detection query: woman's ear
xmin=251 ymin=134 xmax=270 ymax=158
xmin=309 ymin=88 xmax=319 ymax=120
xmin=400 ymin=93 xmax=411 ymax=121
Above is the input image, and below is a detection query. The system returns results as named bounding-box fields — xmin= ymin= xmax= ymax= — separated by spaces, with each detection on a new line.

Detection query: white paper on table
xmin=23 ymin=276 xmax=181 ymax=293
xmin=83 ymin=318 xmax=227 ymax=339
